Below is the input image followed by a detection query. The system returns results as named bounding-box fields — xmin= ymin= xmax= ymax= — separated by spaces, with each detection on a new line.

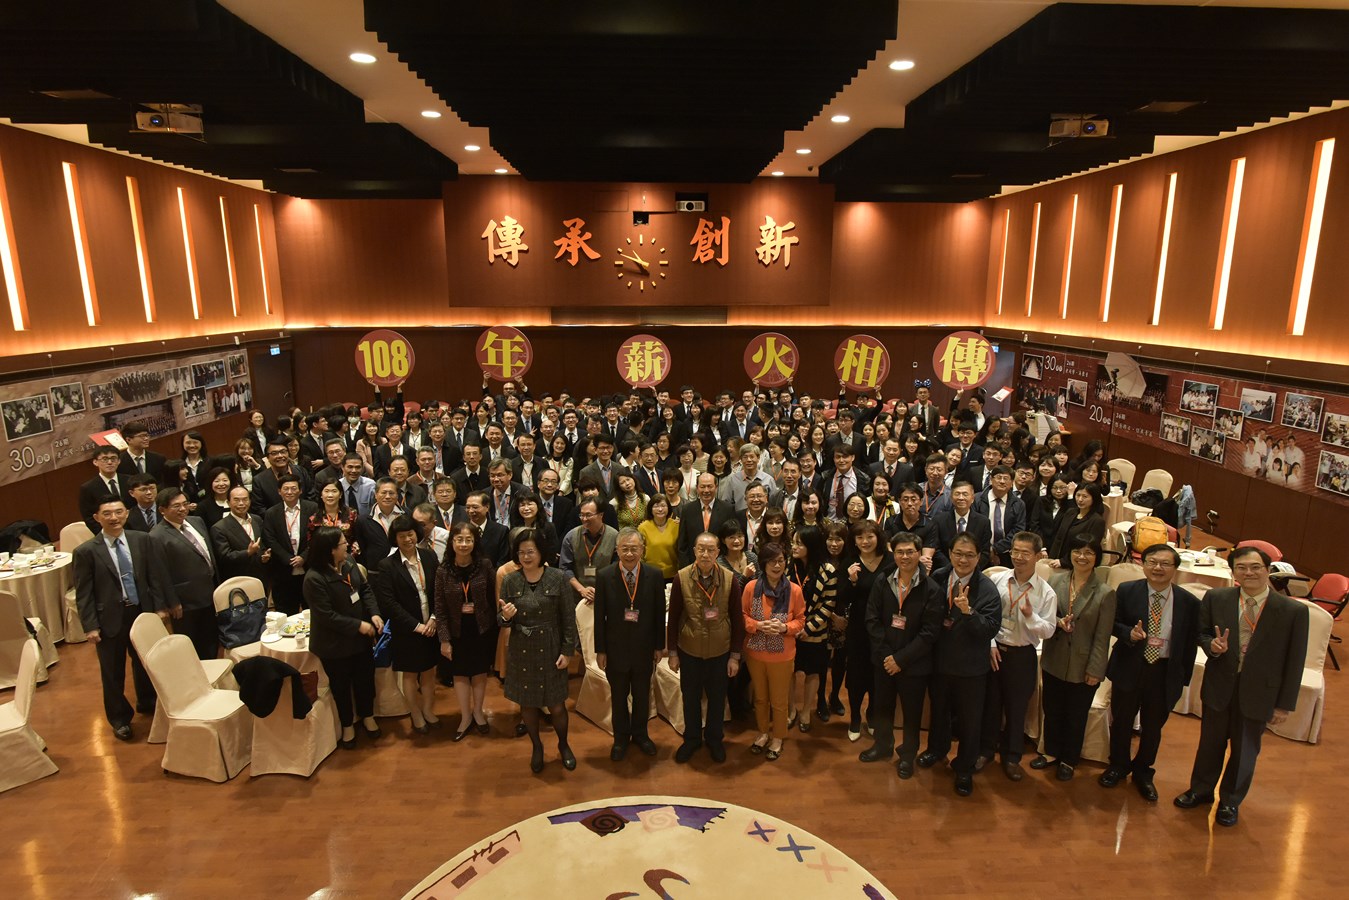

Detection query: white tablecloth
xmin=259 ymin=623 xmax=408 ymax=718
xmin=0 ymin=553 xmax=74 ymax=642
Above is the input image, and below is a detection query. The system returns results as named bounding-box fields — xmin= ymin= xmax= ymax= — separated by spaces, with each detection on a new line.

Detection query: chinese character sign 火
xmin=834 ymin=335 xmax=890 ymax=392
xmin=932 ymin=331 xmax=994 ymax=389
xmin=690 ymin=216 xmax=730 ymax=266
xmin=481 ymin=216 xmax=529 ymax=267
xmin=743 ymin=333 xmax=798 ymax=388
xmin=475 ymin=326 xmax=534 ymax=381
xmin=552 ymin=217 xmax=601 ymax=267
xmin=616 ymin=334 xmax=671 ymax=389
xmin=755 ymin=215 xmax=798 ymax=268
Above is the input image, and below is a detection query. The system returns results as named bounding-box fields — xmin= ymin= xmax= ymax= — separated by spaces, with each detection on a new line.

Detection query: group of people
xmin=68 ymin=377 xmax=1309 ymax=825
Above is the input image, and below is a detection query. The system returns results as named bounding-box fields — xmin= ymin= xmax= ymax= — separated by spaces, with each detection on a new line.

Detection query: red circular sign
xmin=833 ymin=334 xmax=890 ymax=392
xmin=932 ymin=331 xmax=995 ymax=389
xmin=615 ymin=333 xmax=671 ymax=388
xmin=743 ymin=332 xmax=799 ymax=388
xmin=354 ymin=330 xmax=415 ymax=388
xmin=475 ymin=326 xmax=534 ymax=382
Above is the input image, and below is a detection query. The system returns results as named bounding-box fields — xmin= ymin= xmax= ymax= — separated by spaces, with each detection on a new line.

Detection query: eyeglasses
xmin=1144 ymin=559 xmax=1176 ymax=569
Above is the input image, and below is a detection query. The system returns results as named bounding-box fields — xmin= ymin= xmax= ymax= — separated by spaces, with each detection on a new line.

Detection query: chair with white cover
xmin=143 ymin=634 xmax=252 ymax=781
xmin=1267 ymin=599 xmax=1333 ymax=744
xmin=0 ymin=641 xmax=58 ymax=792
xmin=0 ymin=590 xmax=50 ymax=688
xmin=129 ymin=613 xmax=236 ymax=743
xmin=1107 ymin=458 xmax=1137 ymax=496
xmin=1034 ymin=559 xmax=1058 ymax=583
xmin=212 ymin=577 xmax=267 ymax=664
xmin=1139 ymin=469 xmax=1173 ymax=496
xmin=59 ymin=522 xmax=95 ymax=645
xmin=573 ymin=599 xmax=657 ymax=734
xmin=983 ymin=565 xmax=1010 ymax=579
xmin=235 ymin=657 xmax=338 ymax=778
xmin=1106 ymin=562 xmax=1145 ymax=591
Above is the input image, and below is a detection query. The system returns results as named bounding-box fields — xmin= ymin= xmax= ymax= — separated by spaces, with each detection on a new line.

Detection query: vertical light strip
xmin=1209 ymin=158 xmax=1246 ymax=330
xmin=1059 ymin=193 xmax=1079 ymax=318
xmin=253 ymin=203 xmax=273 ymax=315
xmin=994 ymin=207 xmax=1011 ymax=315
xmin=124 ymin=176 xmax=156 ymax=323
xmin=176 ymin=186 xmax=201 ymax=319
xmin=218 ymin=197 xmax=240 ymax=316
xmin=1150 ymin=172 xmax=1178 ymax=326
xmin=1099 ymin=183 xmax=1123 ymax=322
xmin=0 ymin=154 xmax=28 ymax=331
xmin=1288 ymin=137 xmax=1335 ymax=336
xmin=1024 ymin=202 xmax=1041 ymax=316
xmin=61 ymin=161 xmax=100 ymax=326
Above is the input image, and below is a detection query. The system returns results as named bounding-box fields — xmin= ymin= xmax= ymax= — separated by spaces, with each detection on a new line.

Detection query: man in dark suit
xmin=74 ymin=495 xmax=176 ymax=740
xmin=1175 ymin=547 xmax=1310 ymax=827
xmin=479 ymin=422 xmax=519 ymax=466
xmin=210 ymin=485 xmax=271 ymax=585
xmin=927 ymin=482 xmax=993 ymax=572
xmin=824 ymin=407 xmax=866 ymax=461
xmin=150 ymin=488 xmax=219 ymax=660
xmin=822 ymin=444 xmax=870 ymax=521
xmin=423 ymin=422 xmax=461 ymax=478
xmin=633 ymin=444 xmax=663 ymax=498
xmin=371 ymin=422 xmax=410 ymax=478
xmin=262 ymin=474 xmax=319 ymax=615
xmin=675 ymin=473 xmax=735 ymax=568
xmin=1100 ymin=543 xmax=1200 ymax=802
xmin=354 ymin=478 xmax=402 ymax=569
xmin=311 ymin=438 xmax=349 ymax=490
xmin=972 ymin=466 xmax=1027 ymax=567
xmin=251 ymin=439 xmax=310 ymax=514
xmin=443 ymin=408 xmax=475 ymax=461
xmin=578 ymin=433 xmax=629 ymax=502
xmin=429 ymin=477 xmax=469 ymax=530
xmin=718 ymin=403 xmax=752 ymax=443
xmin=918 ymin=533 xmax=1002 ymax=796
xmin=963 ymin=444 xmax=1006 ymax=495
xmin=594 ymin=528 xmax=667 ymax=761
xmin=511 ymin=433 xmax=548 ymax=489
xmin=464 ymin=490 xmax=510 ymax=567
xmin=485 ymin=458 xmax=522 ymax=528
xmin=388 ymin=456 xmax=427 ymax=511
xmin=449 ymin=443 xmax=488 ymax=504
xmin=123 ymin=475 xmax=161 ymax=532
xmin=79 ymin=445 xmax=130 ymax=530
xmin=768 ymin=458 xmax=805 ymax=522
xmin=116 ymin=421 xmax=167 ymax=481
xmin=908 ymin=383 xmax=941 ymax=438
xmin=869 ymin=438 xmax=915 ymax=489
xmin=536 ymin=469 xmax=575 ymax=534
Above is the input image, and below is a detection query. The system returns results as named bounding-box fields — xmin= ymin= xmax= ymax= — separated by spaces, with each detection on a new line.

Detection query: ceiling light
xmin=830 ymin=114 xmax=850 ymax=124
xmin=795 ymin=148 xmax=811 ymax=155
xmin=771 ymin=171 xmax=785 ymax=177
xmin=888 ymin=59 xmax=915 ymax=71
xmin=494 ymin=168 xmax=508 ymax=174
xmin=420 ymin=110 xmax=442 ymax=119
xmin=348 ymin=52 xmax=377 ymax=64
xmin=464 ymin=144 xmax=481 ymax=152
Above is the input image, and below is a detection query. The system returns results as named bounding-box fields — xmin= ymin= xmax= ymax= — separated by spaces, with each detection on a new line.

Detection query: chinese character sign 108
xmin=355 ymin=330 xmax=415 ymax=387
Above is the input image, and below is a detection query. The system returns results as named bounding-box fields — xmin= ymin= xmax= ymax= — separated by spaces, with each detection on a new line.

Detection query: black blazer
xmin=1105 ymin=580 xmax=1200 ymax=709
xmin=972 ymin=490 xmax=1028 ymax=562
xmin=908 ymin=402 xmax=941 ymax=438
xmin=929 ymin=568 xmax=1002 ymax=677
xmin=211 ymin=513 xmax=268 ymax=584
xmin=150 ymin=518 xmax=218 ymax=612
xmin=262 ymin=500 xmax=320 ymax=575
xmin=869 ymin=460 xmax=915 ymax=487
xmin=674 ymin=497 xmax=735 ymax=568
xmin=540 ymin=494 xmax=576 ymax=535
xmin=250 ymin=466 xmax=313 ymax=515
xmin=1197 ymin=587 xmax=1308 ymax=721
xmin=304 ymin=562 xmax=380 ymax=658
xmin=117 ymin=450 xmax=167 ymax=481
xmin=865 ymin=571 xmax=944 ymax=676
xmin=79 ymin=475 xmax=131 ymax=530
xmin=449 ymin=466 xmax=489 ymax=502
xmin=372 ymin=442 xmax=411 ymax=479
xmin=354 ymin=514 xmax=394 ymax=570
xmin=124 ymin=504 xmax=159 ymax=533
xmin=477 ymin=520 xmax=511 ymax=568
xmin=73 ymin=530 xmax=175 ymax=637
xmin=592 ymin=561 xmax=666 ymax=671
xmin=929 ymin=510 xmax=993 ymax=572
xmin=375 ymin=548 xmax=440 ymax=639
xmin=512 ymin=454 xmax=548 ymax=487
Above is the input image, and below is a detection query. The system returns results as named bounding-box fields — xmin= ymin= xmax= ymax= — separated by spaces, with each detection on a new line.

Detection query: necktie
xmin=106 ymin=477 xmax=118 ymax=496
xmin=985 ymin=472 xmax=992 ymax=490
xmin=957 ymin=517 xmax=966 ymax=533
xmin=145 ymin=506 xmax=156 ymax=527
xmin=626 ymin=568 xmax=636 ymax=590
xmin=1240 ymin=595 xmax=1258 ymax=657
xmin=113 ymin=538 xmax=140 ymax=605
xmin=1144 ymin=591 xmax=1165 ymax=663
xmin=887 ymin=465 xmax=894 ymax=479
xmin=833 ymin=475 xmax=845 ymax=518
xmin=136 ymin=456 xmax=146 ymax=473
xmin=993 ymin=498 xmax=1003 ymax=543
xmin=702 ymin=505 xmax=711 ymax=531
xmin=602 ymin=467 xmax=611 ymax=492
xmin=347 ymin=484 xmax=359 ymax=510
xmin=182 ymin=525 xmax=212 ymax=567
xmin=543 ymin=500 xmax=552 ymax=521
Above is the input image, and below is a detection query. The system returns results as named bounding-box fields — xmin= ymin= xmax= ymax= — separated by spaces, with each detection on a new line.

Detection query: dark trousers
xmin=925 ymin=672 xmax=988 ymax=775
xmin=1041 ymin=671 xmax=1100 ymax=766
xmin=321 ymin=650 xmax=376 ymax=727
xmin=272 ymin=572 xmax=305 ymax=615
xmin=870 ymin=663 xmax=929 ymax=763
xmin=844 ymin=634 xmax=874 ymax=726
xmin=607 ymin=661 xmax=654 ymax=743
xmin=981 ymin=643 xmax=1038 ymax=763
xmin=1189 ymin=675 xmax=1266 ymax=807
xmin=96 ymin=605 xmax=156 ymax=727
xmin=174 ymin=605 xmax=219 ymax=661
xmin=677 ymin=649 xmax=728 ymax=746
xmin=1108 ymin=659 xmax=1170 ymax=780
xmin=818 ymin=643 xmax=847 ymax=706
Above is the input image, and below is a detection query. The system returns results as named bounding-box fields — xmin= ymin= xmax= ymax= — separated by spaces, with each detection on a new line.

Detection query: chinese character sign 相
xmin=834 ymin=334 xmax=890 ymax=392
xmin=755 ymin=215 xmax=798 ymax=268
xmin=743 ymin=333 xmax=798 ymax=388
xmin=932 ymin=331 xmax=994 ymax=389
xmin=481 ymin=215 xmax=530 ymax=267
xmin=476 ymin=326 xmax=534 ymax=381
xmin=552 ymin=217 xmax=601 ymax=267
xmin=690 ymin=216 xmax=730 ymax=266
xmin=616 ymin=334 xmax=671 ymax=389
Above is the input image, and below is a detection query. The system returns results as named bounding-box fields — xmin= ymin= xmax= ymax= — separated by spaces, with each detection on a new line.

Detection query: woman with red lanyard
xmin=741 ymin=542 xmax=805 ymax=761
xmin=435 ymin=522 xmax=500 ymax=742
xmin=377 ymin=516 xmax=441 ymax=736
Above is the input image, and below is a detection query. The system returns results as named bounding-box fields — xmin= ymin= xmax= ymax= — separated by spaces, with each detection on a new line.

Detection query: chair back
xmin=574 ymin=599 xmax=597 ymax=667
xmin=1234 ymin=539 xmax=1282 ymax=563
xmin=1107 ymin=458 xmax=1137 ymax=495
xmin=982 ymin=565 xmax=1010 ymax=578
xmin=59 ymin=521 xmax=94 ymax=553
xmin=0 ymin=590 xmax=28 ymax=642
xmin=129 ymin=612 xmax=170 ymax=662
xmin=1034 ymin=560 xmax=1057 ymax=583
xmin=1310 ymin=573 xmax=1349 ymax=618
xmin=144 ymin=634 xmax=212 ymax=715
xmin=13 ymin=639 xmax=40 ymax=723
xmin=1139 ymin=469 xmax=1173 ymax=496
xmin=1107 ymin=562 xmax=1145 ymax=590
xmin=213 ymin=576 xmax=266 ymax=614
xmin=1297 ymin=599 xmax=1334 ymax=674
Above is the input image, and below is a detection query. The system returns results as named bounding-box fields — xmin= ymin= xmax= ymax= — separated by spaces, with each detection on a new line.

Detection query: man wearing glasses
xmin=1099 ymin=544 xmax=1199 ymax=802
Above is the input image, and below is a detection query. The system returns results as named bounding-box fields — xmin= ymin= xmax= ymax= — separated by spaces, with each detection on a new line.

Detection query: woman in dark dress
xmin=499 ymin=528 xmax=578 ymax=773
xmin=510 ymin=490 xmax=558 ymax=567
xmin=304 ymin=526 xmax=383 ymax=750
xmin=435 ymin=522 xmax=500 ymax=742
xmin=843 ymin=520 xmax=894 ymax=741
xmin=377 ymin=516 xmax=441 ymax=736
xmin=196 ymin=466 xmax=235 ymax=527
xmin=787 ymin=525 xmax=840 ymax=732
xmin=1048 ymin=483 xmax=1107 ymax=568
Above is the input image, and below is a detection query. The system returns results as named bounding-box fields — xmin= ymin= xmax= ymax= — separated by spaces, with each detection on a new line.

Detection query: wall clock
xmin=612 ymin=232 xmax=669 ymax=291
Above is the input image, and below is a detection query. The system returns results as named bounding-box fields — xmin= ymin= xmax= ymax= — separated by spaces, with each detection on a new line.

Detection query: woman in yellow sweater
xmin=638 ymin=494 xmax=680 ymax=584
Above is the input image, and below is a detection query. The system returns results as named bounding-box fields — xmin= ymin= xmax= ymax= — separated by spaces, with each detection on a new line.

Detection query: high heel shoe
xmin=559 ymin=744 xmax=577 ymax=771
xmin=529 ymin=745 xmax=545 ymax=773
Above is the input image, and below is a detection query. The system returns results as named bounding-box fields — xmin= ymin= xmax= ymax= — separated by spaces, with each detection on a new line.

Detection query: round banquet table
xmin=1176 ymin=557 xmax=1234 ymax=590
xmin=0 ymin=552 xmax=74 ymax=642
xmin=1103 ymin=489 xmax=1126 ymax=530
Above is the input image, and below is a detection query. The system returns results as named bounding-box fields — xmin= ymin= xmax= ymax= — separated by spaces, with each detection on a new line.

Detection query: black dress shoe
xmin=530 ymin=746 xmax=545 ymax=773
xmin=1029 ymin=754 xmax=1053 ymax=770
xmin=829 ymin=699 xmax=845 ymax=717
xmin=896 ymin=759 xmax=914 ymax=779
xmin=1215 ymin=804 xmax=1239 ymax=827
xmin=610 ymin=743 xmax=628 ymax=762
xmin=675 ymin=742 xmax=701 ymax=763
xmin=515 ymin=722 xmax=528 ymax=737
xmin=452 ymin=727 xmax=472 ymax=742
xmin=859 ymin=745 xmax=891 ymax=763
xmin=1003 ymin=761 xmax=1025 ymax=782
xmin=954 ymin=774 xmax=974 ymax=796
xmin=1173 ymin=790 xmax=1214 ymax=810
xmin=635 ymin=738 xmax=657 ymax=757
xmin=135 ymin=705 xmax=156 ymax=716
xmin=708 ymin=742 xmax=726 ymax=763
xmin=113 ymin=724 xmax=133 ymax=742
xmin=917 ymin=751 xmax=945 ymax=769
xmin=815 ymin=704 xmax=831 ymax=723
xmin=559 ymin=745 xmax=577 ymax=770
xmin=363 ymin=724 xmax=382 ymax=739
xmin=1135 ymin=780 xmax=1159 ymax=802
xmin=413 ymin=722 xmax=432 ymax=736
xmin=973 ymin=754 xmax=993 ymax=773
xmin=339 ymin=737 xmax=358 ymax=750
xmin=1056 ymin=762 xmax=1075 ymax=782
xmin=1098 ymin=768 xmax=1126 ymax=788
xmin=476 ymin=721 xmax=491 ymax=736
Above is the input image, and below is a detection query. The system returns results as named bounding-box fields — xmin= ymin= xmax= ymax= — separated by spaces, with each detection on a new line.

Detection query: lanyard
xmin=947 ymin=576 xmax=965 ymax=610
xmin=405 ymin=553 xmax=424 ymax=593
xmin=583 ymin=531 xmax=602 ymax=564
xmin=923 ymin=483 xmax=946 ymax=516
xmin=1007 ymin=579 xmax=1033 ymax=613
xmin=695 ymin=571 xmax=720 ymax=606
xmin=1241 ymin=596 xmax=1264 ymax=635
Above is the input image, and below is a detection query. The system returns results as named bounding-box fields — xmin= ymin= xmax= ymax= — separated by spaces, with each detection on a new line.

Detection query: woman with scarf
xmin=740 ymin=542 xmax=805 ymax=761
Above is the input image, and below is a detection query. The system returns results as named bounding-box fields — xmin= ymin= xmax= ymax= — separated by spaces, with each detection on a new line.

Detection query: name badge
xmin=461 ymin=603 xmax=475 ymax=615
xmin=891 ymin=614 xmax=906 ymax=630
xmin=703 ymin=607 xmax=719 ymax=621
xmin=349 ymin=591 xmax=360 ymax=605
xmin=943 ymin=618 xmax=954 ymax=630
xmin=1147 ymin=636 xmax=1164 ymax=649
xmin=583 ymin=566 xmax=597 ymax=578
xmin=624 ymin=609 xmax=640 ymax=623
